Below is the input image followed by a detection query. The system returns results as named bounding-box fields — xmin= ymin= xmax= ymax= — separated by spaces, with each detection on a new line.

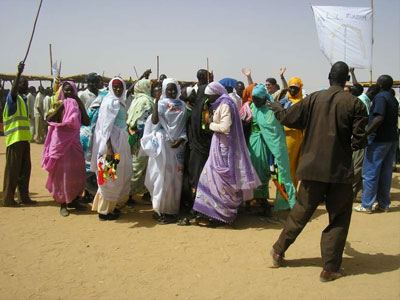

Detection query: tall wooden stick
xmin=49 ymin=44 xmax=53 ymax=76
xmin=23 ymin=0 xmax=44 ymax=63
xmin=370 ymin=0 xmax=374 ymax=83
xmin=133 ymin=66 xmax=139 ymax=79
xmin=157 ymin=56 xmax=160 ymax=79
xmin=206 ymin=57 xmax=210 ymax=82
xmin=58 ymin=60 xmax=62 ymax=77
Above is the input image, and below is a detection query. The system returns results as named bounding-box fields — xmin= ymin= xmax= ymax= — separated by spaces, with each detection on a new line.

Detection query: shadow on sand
xmin=280 ymin=241 xmax=400 ymax=276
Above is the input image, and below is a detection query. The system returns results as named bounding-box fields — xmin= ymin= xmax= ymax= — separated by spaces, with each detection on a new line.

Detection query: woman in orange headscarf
xmin=239 ymin=83 xmax=256 ymax=144
xmin=282 ymin=77 xmax=304 ymax=187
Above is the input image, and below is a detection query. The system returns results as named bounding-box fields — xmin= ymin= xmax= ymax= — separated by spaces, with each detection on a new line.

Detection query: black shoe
xmin=2 ymin=200 xmax=21 ymax=207
xmin=320 ymin=269 xmax=344 ymax=282
xmin=98 ymin=212 xmax=119 ymax=221
xmin=126 ymin=196 xmax=135 ymax=207
xmin=142 ymin=192 xmax=152 ymax=205
xmin=67 ymin=199 xmax=87 ymax=211
xmin=21 ymin=198 xmax=38 ymax=206
xmin=158 ymin=214 xmax=178 ymax=224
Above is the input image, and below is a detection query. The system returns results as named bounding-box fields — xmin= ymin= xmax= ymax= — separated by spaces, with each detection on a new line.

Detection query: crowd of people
xmin=1 ymin=60 xmax=398 ymax=282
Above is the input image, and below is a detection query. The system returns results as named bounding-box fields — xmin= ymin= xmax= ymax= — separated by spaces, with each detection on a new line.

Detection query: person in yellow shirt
xmin=280 ymin=77 xmax=304 ymax=187
xmin=2 ymin=62 xmax=36 ymax=207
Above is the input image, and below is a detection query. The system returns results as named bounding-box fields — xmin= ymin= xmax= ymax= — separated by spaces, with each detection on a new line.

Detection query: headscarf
xmin=205 ymin=81 xmax=228 ymax=96
xmin=288 ymin=77 xmax=303 ymax=102
xmin=127 ymin=79 xmax=154 ymax=128
xmin=108 ymin=77 xmax=127 ymax=106
xmin=252 ymin=83 xmax=269 ymax=99
xmin=242 ymin=83 xmax=256 ymax=103
xmin=161 ymin=78 xmax=181 ymax=99
xmin=92 ymin=77 xmax=126 ymax=157
xmin=134 ymin=78 xmax=152 ymax=96
xmin=157 ymin=78 xmax=186 ymax=142
xmin=59 ymin=81 xmax=78 ymax=100
xmin=219 ymin=78 xmax=237 ymax=90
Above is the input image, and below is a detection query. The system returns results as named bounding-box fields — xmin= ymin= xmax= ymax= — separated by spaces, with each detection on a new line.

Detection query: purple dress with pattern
xmin=193 ymin=95 xmax=260 ymax=223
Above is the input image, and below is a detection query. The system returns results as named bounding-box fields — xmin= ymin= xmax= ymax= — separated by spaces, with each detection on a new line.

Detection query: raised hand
xmin=17 ymin=61 xmax=25 ymax=74
xmin=280 ymin=67 xmax=287 ymax=77
xmin=241 ymin=68 xmax=251 ymax=77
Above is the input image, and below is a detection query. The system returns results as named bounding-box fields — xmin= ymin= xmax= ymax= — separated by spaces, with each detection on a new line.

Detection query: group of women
xmin=40 ymin=71 xmax=306 ymax=225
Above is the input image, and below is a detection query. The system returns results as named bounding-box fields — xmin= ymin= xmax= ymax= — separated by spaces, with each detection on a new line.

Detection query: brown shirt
xmin=274 ymin=86 xmax=368 ymax=184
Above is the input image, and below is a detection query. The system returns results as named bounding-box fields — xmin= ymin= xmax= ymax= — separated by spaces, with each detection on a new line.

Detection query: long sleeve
xmin=274 ymin=95 xmax=311 ymax=130
xmin=210 ymin=103 xmax=232 ymax=134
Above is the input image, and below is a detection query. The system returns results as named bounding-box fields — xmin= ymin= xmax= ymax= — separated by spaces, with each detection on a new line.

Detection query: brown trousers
xmin=273 ymin=180 xmax=353 ymax=272
xmin=2 ymin=141 xmax=31 ymax=204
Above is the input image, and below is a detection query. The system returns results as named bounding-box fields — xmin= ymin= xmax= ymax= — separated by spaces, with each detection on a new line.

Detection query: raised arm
xmin=280 ymin=67 xmax=288 ymax=89
xmin=139 ymin=69 xmax=152 ymax=80
xmin=266 ymin=95 xmax=310 ymax=129
xmin=11 ymin=62 xmax=25 ymax=101
xmin=349 ymin=67 xmax=358 ymax=85
xmin=241 ymin=68 xmax=253 ymax=85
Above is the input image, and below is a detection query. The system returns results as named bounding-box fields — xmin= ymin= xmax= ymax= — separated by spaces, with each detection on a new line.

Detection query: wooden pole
xmin=133 ymin=66 xmax=139 ymax=79
xmin=49 ymin=44 xmax=53 ymax=76
xmin=370 ymin=0 xmax=374 ymax=83
xmin=157 ymin=56 xmax=160 ymax=79
xmin=58 ymin=60 xmax=62 ymax=77
xmin=206 ymin=57 xmax=210 ymax=82
xmin=22 ymin=0 xmax=44 ymax=63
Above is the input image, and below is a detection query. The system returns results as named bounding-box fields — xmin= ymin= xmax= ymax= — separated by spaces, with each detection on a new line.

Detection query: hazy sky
xmin=1 ymin=0 xmax=399 ymax=92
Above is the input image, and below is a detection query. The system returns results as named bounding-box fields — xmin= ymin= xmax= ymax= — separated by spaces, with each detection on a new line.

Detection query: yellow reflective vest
xmin=3 ymin=95 xmax=32 ymax=147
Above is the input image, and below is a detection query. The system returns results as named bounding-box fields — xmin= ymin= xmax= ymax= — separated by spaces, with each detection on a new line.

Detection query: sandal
xmin=60 ymin=204 xmax=70 ymax=217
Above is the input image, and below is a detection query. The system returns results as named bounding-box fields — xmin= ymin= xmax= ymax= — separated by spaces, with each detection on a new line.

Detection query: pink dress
xmin=42 ymin=98 xmax=85 ymax=204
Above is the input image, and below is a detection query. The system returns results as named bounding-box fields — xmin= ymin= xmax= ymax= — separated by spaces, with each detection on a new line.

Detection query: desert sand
xmin=0 ymin=137 xmax=399 ymax=300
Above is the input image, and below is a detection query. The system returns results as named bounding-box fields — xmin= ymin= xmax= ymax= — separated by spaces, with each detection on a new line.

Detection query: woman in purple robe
xmin=42 ymin=81 xmax=89 ymax=217
xmin=192 ymin=82 xmax=260 ymax=225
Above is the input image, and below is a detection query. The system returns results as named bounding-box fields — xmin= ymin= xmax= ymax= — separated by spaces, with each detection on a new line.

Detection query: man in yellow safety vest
xmin=2 ymin=62 xmax=37 ymax=207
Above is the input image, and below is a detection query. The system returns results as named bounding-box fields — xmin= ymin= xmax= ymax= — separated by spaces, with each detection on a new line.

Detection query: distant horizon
xmin=1 ymin=0 xmax=399 ymax=93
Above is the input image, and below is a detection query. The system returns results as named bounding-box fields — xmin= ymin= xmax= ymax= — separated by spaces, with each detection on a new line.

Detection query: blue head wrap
xmin=252 ymin=83 xmax=269 ymax=99
xmin=219 ymin=78 xmax=238 ymax=90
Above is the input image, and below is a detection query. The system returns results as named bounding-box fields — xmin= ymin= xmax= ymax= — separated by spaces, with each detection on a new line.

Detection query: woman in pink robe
xmin=42 ymin=81 xmax=90 ymax=216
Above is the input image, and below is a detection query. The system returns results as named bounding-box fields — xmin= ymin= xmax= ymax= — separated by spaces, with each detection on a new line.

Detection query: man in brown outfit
xmin=266 ymin=61 xmax=368 ymax=282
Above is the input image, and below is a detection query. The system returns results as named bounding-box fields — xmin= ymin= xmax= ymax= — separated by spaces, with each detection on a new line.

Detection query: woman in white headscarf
xmin=141 ymin=78 xmax=187 ymax=224
xmin=91 ymin=77 xmax=132 ymax=221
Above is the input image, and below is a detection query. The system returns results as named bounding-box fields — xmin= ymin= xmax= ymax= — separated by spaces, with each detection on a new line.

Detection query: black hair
xmin=328 ymin=61 xmax=349 ymax=85
xmin=197 ymin=69 xmax=208 ymax=81
xmin=236 ymin=81 xmax=245 ymax=87
xmin=266 ymin=78 xmax=277 ymax=85
xmin=226 ymin=87 xmax=234 ymax=93
xmin=377 ymin=75 xmax=393 ymax=91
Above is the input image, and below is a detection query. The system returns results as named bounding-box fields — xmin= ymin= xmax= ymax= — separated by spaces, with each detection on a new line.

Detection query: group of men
xmin=1 ymin=60 xmax=398 ymax=282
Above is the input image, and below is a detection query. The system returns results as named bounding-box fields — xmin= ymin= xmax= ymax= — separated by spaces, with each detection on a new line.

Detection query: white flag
xmin=52 ymin=61 xmax=59 ymax=78
xmin=312 ymin=6 xmax=372 ymax=69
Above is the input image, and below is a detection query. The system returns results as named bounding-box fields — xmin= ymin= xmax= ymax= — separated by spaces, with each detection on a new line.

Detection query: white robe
xmin=141 ymin=97 xmax=187 ymax=215
xmin=91 ymin=81 xmax=132 ymax=203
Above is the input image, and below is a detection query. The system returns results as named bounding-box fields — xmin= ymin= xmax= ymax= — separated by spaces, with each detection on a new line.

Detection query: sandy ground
xmin=0 ymin=137 xmax=399 ymax=300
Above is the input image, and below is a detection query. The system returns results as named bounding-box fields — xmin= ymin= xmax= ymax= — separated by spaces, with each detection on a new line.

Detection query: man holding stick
xmin=2 ymin=62 xmax=36 ymax=207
